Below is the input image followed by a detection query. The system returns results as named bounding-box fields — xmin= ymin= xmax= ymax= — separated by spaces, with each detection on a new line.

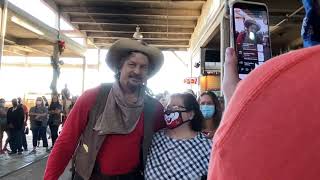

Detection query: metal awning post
xmin=190 ymin=55 xmax=193 ymax=90
xmin=82 ymin=56 xmax=86 ymax=93
xmin=50 ymin=43 xmax=60 ymax=95
xmin=97 ymin=48 xmax=101 ymax=72
xmin=0 ymin=0 xmax=8 ymax=69
xmin=50 ymin=7 xmax=61 ymax=95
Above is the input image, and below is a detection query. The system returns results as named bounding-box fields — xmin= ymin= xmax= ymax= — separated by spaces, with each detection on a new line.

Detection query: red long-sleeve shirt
xmin=44 ymin=86 xmax=165 ymax=180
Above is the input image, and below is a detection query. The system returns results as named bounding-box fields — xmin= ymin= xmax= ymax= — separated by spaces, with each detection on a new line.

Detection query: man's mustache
xmin=129 ymin=74 xmax=143 ymax=80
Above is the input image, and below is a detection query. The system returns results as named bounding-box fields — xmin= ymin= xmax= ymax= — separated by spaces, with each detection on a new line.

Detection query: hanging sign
xmin=184 ymin=77 xmax=198 ymax=84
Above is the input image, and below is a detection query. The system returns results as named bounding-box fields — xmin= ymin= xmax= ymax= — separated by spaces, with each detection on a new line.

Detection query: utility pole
xmin=0 ymin=0 xmax=8 ymax=69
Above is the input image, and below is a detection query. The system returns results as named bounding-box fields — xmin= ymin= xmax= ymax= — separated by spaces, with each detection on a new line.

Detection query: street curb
xmin=0 ymin=154 xmax=49 ymax=179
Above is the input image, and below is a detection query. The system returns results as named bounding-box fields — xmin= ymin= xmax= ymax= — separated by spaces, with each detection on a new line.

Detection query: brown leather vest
xmin=73 ymin=84 xmax=158 ymax=180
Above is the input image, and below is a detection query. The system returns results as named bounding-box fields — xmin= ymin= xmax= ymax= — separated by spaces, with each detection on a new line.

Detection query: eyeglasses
xmin=164 ymin=105 xmax=189 ymax=114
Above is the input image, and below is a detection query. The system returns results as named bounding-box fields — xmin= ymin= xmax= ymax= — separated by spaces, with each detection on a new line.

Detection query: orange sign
xmin=184 ymin=77 xmax=198 ymax=84
xmin=200 ymin=75 xmax=220 ymax=92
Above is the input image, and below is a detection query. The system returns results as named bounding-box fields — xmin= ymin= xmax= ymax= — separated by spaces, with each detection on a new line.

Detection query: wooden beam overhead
xmin=53 ymin=0 xmax=205 ymax=50
xmin=69 ymin=14 xmax=196 ymax=20
xmin=5 ymin=35 xmax=18 ymax=44
xmin=94 ymin=38 xmax=189 ymax=46
xmin=4 ymin=46 xmax=27 ymax=56
xmin=87 ymin=32 xmax=191 ymax=40
xmin=59 ymin=0 xmax=205 ymax=2
xmin=15 ymin=38 xmax=54 ymax=46
xmin=269 ymin=14 xmax=304 ymax=26
xmin=60 ymin=30 xmax=86 ymax=38
xmin=54 ymin=0 xmax=205 ymax=7
xmin=61 ymin=7 xmax=201 ymax=18
xmin=10 ymin=45 xmax=51 ymax=56
xmin=1 ymin=62 xmax=99 ymax=69
xmin=78 ymin=24 xmax=194 ymax=34
xmin=93 ymin=37 xmax=190 ymax=41
xmin=70 ymin=17 xmax=197 ymax=28
xmin=98 ymin=44 xmax=189 ymax=50
xmin=80 ymin=1 xmax=204 ymax=10
xmin=82 ymin=30 xmax=192 ymax=35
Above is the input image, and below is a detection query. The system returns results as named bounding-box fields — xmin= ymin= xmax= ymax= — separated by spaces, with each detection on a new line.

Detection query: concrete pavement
xmin=0 ymin=132 xmax=73 ymax=179
xmin=0 ymin=157 xmax=72 ymax=180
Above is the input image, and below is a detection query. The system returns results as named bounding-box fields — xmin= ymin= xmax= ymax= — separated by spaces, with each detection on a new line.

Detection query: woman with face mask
xmin=29 ymin=97 xmax=49 ymax=153
xmin=199 ymin=91 xmax=222 ymax=139
xmin=48 ymin=94 xmax=62 ymax=148
xmin=144 ymin=93 xmax=212 ymax=180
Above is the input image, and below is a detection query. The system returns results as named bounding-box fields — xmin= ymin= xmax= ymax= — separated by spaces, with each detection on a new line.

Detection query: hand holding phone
xmin=222 ymin=48 xmax=240 ymax=107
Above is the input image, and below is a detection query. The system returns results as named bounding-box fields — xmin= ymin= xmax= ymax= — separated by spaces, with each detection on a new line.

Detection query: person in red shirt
xmin=44 ymin=39 xmax=166 ymax=180
xmin=236 ymin=19 xmax=263 ymax=46
xmin=208 ymin=46 xmax=320 ymax=180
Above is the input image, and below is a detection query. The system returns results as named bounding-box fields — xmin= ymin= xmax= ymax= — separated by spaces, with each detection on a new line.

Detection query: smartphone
xmin=230 ymin=1 xmax=272 ymax=79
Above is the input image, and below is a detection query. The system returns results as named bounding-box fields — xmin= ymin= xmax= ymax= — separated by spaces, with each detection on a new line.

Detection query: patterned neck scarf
xmin=94 ymin=82 xmax=145 ymax=135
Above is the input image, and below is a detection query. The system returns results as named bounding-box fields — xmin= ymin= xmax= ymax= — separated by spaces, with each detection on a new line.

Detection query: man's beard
xmin=127 ymin=73 xmax=145 ymax=91
xmin=127 ymin=81 xmax=144 ymax=92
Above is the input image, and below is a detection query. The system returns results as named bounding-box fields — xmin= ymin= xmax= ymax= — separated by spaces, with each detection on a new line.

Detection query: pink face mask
xmin=164 ymin=111 xmax=190 ymax=129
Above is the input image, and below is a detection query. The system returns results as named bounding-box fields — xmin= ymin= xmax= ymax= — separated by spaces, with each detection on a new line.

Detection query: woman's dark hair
xmin=180 ymin=93 xmax=204 ymax=132
xmin=35 ymin=97 xmax=45 ymax=107
xmin=50 ymin=94 xmax=61 ymax=106
xmin=200 ymin=91 xmax=222 ymax=129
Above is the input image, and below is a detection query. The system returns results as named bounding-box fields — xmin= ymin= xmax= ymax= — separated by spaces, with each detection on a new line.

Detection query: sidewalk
xmin=0 ymin=157 xmax=72 ymax=180
xmin=0 ymin=133 xmax=51 ymax=178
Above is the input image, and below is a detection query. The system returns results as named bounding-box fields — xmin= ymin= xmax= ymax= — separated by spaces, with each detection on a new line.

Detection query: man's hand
xmin=222 ymin=48 xmax=240 ymax=107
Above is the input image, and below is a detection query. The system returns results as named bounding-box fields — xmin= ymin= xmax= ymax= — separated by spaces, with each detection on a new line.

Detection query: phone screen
xmin=232 ymin=3 xmax=271 ymax=79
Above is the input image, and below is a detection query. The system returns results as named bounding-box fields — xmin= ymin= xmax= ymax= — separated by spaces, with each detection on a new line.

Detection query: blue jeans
xmin=32 ymin=126 xmax=48 ymax=147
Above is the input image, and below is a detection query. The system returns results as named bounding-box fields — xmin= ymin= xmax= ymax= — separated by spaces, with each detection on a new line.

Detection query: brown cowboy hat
xmin=106 ymin=38 xmax=164 ymax=78
xmin=244 ymin=19 xmax=261 ymax=31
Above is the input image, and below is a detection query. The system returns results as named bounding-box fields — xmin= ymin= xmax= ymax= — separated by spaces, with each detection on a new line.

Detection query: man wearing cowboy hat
xmin=44 ymin=39 xmax=166 ymax=180
xmin=236 ymin=19 xmax=263 ymax=45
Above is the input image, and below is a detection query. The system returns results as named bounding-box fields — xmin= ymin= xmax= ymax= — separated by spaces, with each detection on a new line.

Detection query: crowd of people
xmin=1 ymin=37 xmax=319 ymax=180
xmin=43 ymin=39 xmax=224 ymax=180
xmin=0 ymin=38 xmax=223 ymax=179
xmin=0 ymin=90 xmax=78 ymax=155
xmin=0 ymin=97 xmax=29 ymax=155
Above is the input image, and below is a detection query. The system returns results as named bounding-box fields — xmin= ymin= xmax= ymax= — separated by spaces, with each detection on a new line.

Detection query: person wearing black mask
xmin=7 ymin=98 xmax=25 ymax=155
xmin=48 ymin=94 xmax=62 ymax=148
xmin=144 ymin=93 xmax=212 ymax=180
xmin=17 ymin=97 xmax=28 ymax=151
